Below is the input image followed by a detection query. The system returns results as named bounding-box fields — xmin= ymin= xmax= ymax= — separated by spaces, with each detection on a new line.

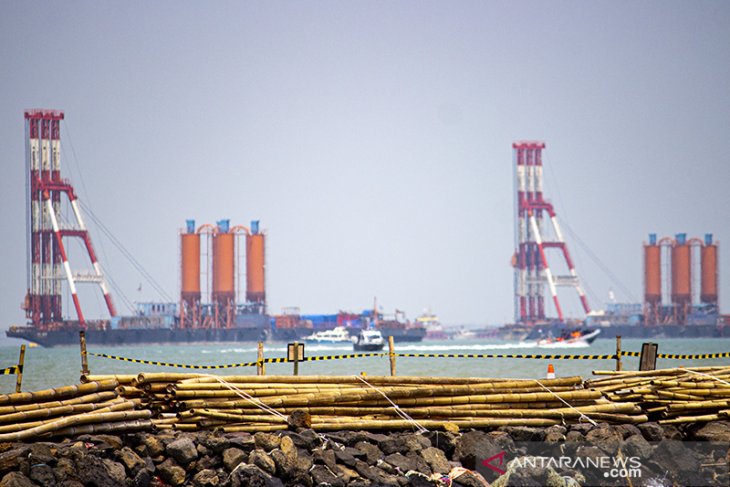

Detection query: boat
xmin=352 ymin=329 xmax=385 ymax=351
xmin=417 ymin=310 xmax=448 ymax=340
xmin=303 ymin=326 xmax=352 ymax=344
xmin=536 ymin=328 xmax=601 ymax=347
xmin=452 ymin=327 xmax=477 ymax=340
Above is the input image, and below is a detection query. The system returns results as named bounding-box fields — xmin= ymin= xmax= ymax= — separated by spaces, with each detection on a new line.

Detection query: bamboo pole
xmin=15 ymin=345 xmax=25 ymax=393
xmin=0 ymin=380 xmax=119 ymax=406
xmin=0 ymin=391 xmax=118 ymax=415
xmin=257 ymin=341 xmax=265 ymax=376
xmin=79 ymin=331 xmax=89 ymax=376
xmin=615 ymin=335 xmax=622 ymax=372
xmin=80 ymin=374 xmax=138 ymax=384
xmin=388 ymin=336 xmax=396 ymax=376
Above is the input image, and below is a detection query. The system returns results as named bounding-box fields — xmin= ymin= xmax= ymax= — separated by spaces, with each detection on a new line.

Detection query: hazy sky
xmin=1 ymin=1 xmax=728 ymax=343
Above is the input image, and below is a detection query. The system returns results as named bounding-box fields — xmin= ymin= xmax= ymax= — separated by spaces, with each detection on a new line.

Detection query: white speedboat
xmin=353 ymin=329 xmax=385 ymax=351
xmin=304 ymin=326 xmax=352 ymax=344
xmin=537 ymin=329 xmax=601 ymax=347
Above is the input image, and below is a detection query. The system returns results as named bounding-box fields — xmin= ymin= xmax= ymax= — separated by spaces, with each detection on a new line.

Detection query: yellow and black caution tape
xmin=657 ymin=351 xmax=730 ymax=360
xmin=0 ymin=366 xmax=19 ymax=375
xmin=395 ymin=353 xmax=617 ymax=360
xmin=89 ymin=352 xmax=385 ymax=369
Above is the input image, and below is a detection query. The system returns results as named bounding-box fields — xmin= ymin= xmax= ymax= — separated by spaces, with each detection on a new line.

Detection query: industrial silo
xmin=246 ymin=220 xmax=266 ymax=304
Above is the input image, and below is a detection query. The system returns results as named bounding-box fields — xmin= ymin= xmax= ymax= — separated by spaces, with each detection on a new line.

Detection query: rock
xmin=623 ymin=433 xmax=654 ymax=459
xmin=248 ymin=449 xmax=276 ymax=476
xmin=661 ymin=424 xmax=683 ymax=440
xmin=354 ymin=459 xmax=400 ymax=486
xmin=229 ymin=464 xmax=284 ymax=487
xmin=453 ymin=430 xmax=504 ymax=470
xmin=72 ymin=452 xmax=127 ymax=487
xmin=52 ymin=457 xmax=78 ymax=484
xmin=201 ymin=433 xmax=231 ymax=454
xmin=544 ymin=425 xmax=567 ymax=444
xmin=420 ymin=447 xmax=450 ymax=474
xmin=354 ymin=441 xmax=382 ymax=465
xmin=227 ymin=432 xmax=255 ymax=451
xmin=452 ymin=469 xmax=490 ymax=487
xmin=638 ymin=422 xmax=664 ymax=442
xmin=335 ymin=464 xmax=360 ymax=484
xmin=310 ymin=464 xmax=345 ymax=487
xmin=565 ymin=430 xmax=584 ymax=443
xmin=614 ymin=423 xmax=642 ymax=439
xmin=28 ymin=463 xmax=54 ymax=487
xmin=426 ymin=430 xmax=458 ymax=456
xmin=254 ymin=432 xmax=281 ymax=452
xmin=585 ymin=424 xmax=623 ymax=454
xmin=313 ymin=447 xmax=338 ymax=471
xmin=287 ymin=409 xmax=312 ymax=429
xmin=196 ymin=455 xmax=220 ymax=470
xmin=334 ymin=448 xmax=358 ymax=468
xmin=115 ymin=446 xmax=147 ymax=476
xmin=141 ymin=434 xmax=166 ymax=457
xmin=381 ymin=433 xmax=431 ymax=455
xmin=0 ymin=448 xmax=30 ymax=477
xmin=157 ymin=458 xmax=186 ymax=486
xmin=166 ymin=436 xmax=198 ymax=465
xmin=498 ymin=426 xmax=546 ymax=442
xmin=192 ymin=469 xmax=220 ymax=487
xmin=283 ymin=429 xmax=320 ymax=450
xmin=79 ymin=435 xmax=123 ymax=451
xmin=0 ymin=472 xmax=34 ymax=487
xmin=131 ymin=469 xmax=151 ymax=487
xmin=691 ymin=420 xmax=730 ymax=442
xmin=383 ymin=452 xmax=431 ymax=475
xmin=222 ymin=447 xmax=246 ymax=472
xmin=650 ymin=439 xmax=706 ymax=486
xmin=570 ymin=423 xmax=593 ymax=434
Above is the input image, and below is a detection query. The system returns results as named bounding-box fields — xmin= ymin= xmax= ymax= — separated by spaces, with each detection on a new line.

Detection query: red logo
xmin=482 ymin=451 xmax=507 ymax=475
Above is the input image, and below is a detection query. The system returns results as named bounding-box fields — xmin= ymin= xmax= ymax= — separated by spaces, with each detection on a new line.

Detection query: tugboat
xmin=352 ymin=329 xmax=385 ymax=351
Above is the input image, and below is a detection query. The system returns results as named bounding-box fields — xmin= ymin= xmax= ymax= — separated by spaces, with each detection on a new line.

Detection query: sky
xmin=1 ymin=1 xmax=729 ymax=344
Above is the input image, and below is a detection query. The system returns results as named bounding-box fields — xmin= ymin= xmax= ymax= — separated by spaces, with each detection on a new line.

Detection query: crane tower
xmin=513 ymin=141 xmax=590 ymax=324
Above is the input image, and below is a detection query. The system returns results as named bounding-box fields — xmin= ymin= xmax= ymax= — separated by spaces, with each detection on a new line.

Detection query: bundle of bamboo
xmin=0 ymin=380 xmax=151 ymax=441
xmin=587 ymin=366 xmax=730 ymax=424
xmin=123 ymin=374 xmax=646 ymax=432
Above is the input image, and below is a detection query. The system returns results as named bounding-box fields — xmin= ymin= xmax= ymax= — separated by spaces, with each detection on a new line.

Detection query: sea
xmin=1 ymin=337 xmax=730 ymax=394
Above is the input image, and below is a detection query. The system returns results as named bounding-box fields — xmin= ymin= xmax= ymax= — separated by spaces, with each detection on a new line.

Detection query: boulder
xmin=115 ymin=446 xmax=147 ymax=477
xmin=157 ymin=458 xmax=187 ymax=487
xmin=287 ymin=409 xmax=312 ymax=430
xmin=354 ymin=441 xmax=382 ymax=465
xmin=383 ymin=452 xmax=431 ymax=475
xmin=249 ymin=449 xmax=276 ymax=476
xmin=254 ymin=432 xmax=281 ymax=452
xmin=638 ymin=422 xmax=664 ymax=442
xmin=229 ymin=464 xmax=284 ymax=487
xmin=191 ymin=468 xmax=220 ymax=487
xmin=498 ymin=426 xmax=546 ymax=442
xmin=166 ymin=436 xmax=198 ymax=465
xmin=0 ymin=472 xmax=34 ymax=487
xmin=585 ymin=424 xmax=623 ymax=454
xmin=222 ymin=447 xmax=246 ymax=472
xmin=691 ymin=420 xmax=730 ymax=443
xmin=310 ymin=464 xmax=345 ymax=487
xmin=453 ymin=430 xmax=504 ymax=470
xmin=420 ymin=446 xmax=450 ymax=474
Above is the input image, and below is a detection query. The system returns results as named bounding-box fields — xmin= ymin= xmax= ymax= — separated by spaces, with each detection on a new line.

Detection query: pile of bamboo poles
xmin=96 ymin=373 xmax=648 ymax=433
xmin=587 ymin=366 xmax=730 ymax=424
xmin=0 ymin=378 xmax=151 ymax=442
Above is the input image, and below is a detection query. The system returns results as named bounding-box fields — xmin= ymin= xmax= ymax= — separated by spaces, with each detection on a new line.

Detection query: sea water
xmin=1 ymin=337 xmax=729 ymax=394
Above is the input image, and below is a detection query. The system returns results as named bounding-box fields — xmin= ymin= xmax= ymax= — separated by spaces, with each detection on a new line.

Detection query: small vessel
xmin=352 ymin=329 xmax=385 ymax=351
xmin=537 ymin=328 xmax=601 ymax=347
xmin=452 ymin=327 xmax=477 ymax=340
xmin=304 ymin=326 xmax=352 ymax=344
xmin=417 ymin=310 xmax=448 ymax=340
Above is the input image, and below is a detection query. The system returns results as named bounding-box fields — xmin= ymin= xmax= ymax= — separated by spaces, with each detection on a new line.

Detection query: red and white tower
xmin=513 ymin=141 xmax=590 ymax=324
xmin=23 ymin=109 xmax=116 ymax=329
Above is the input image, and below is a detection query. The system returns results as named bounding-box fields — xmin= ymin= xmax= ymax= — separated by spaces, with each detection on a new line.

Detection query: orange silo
xmin=671 ymin=233 xmax=691 ymax=305
xmin=246 ymin=220 xmax=266 ymax=304
xmin=212 ymin=221 xmax=235 ymax=299
xmin=181 ymin=224 xmax=201 ymax=298
xmin=701 ymin=234 xmax=718 ymax=305
xmin=180 ymin=220 xmax=201 ymax=328
xmin=644 ymin=235 xmax=661 ymax=304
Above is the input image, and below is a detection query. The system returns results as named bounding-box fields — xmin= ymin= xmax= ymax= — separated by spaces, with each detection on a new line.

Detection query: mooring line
xmin=533 ymin=379 xmax=597 ymax=426
xmin=682 ymin=369 xmax=730 ymax=388
xmin=355 ymin=375 xmax=428 ymax=433
xmin=200 ymin=374 xmax=287 ymax=420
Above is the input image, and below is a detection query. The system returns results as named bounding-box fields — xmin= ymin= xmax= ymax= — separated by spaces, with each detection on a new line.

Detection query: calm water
xmin=2 ymin=337 xmax=730 ymax=393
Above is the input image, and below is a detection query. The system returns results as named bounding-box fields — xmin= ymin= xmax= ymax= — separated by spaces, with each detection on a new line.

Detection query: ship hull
xmin=7 ymin=323 xmax=269 ymax=348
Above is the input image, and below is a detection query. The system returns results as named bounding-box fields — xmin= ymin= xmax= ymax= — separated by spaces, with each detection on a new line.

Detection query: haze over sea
xmin=2 ymin=338 xmax=729 ymax=393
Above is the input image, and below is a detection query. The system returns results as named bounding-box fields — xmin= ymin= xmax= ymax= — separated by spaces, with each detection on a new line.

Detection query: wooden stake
xmin=388 ymin=335 xmax=396 ymax=377
xmin=79 ymin=331 xmax=89 ymax=376
xmin=257 ymin=341 xmax=265 ymax=376
xmin=615 ymin=335 xmax=622 ymax=372
xmin=15 ymin=345 xmax=25 ymax=393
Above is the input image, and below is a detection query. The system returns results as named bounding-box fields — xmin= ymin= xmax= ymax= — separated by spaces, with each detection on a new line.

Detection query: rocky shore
xmin=1 ymin=420 xmax=728 ymax=487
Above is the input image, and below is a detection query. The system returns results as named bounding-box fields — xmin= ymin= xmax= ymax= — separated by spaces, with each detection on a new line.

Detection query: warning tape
xmin=395 ymin=353 xmax=617 ymax=360
xmin=89 ymin=352 xmax=384 ymax=369
xmin=0 ymin=366 xmax=19 ymax=375
xmin=89 ymin=349 xmax=730 ymax=370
